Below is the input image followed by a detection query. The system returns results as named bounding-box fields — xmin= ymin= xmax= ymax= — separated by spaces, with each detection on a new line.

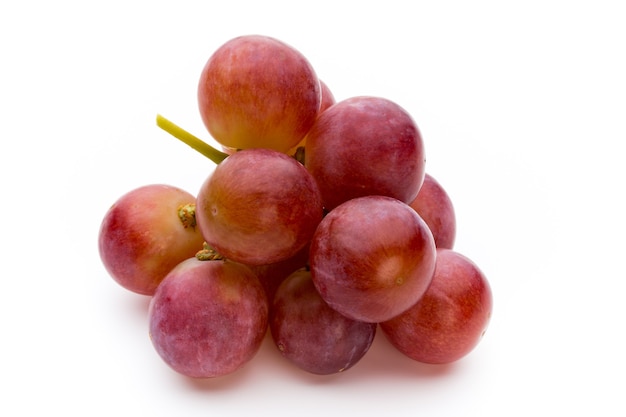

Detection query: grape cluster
xmin=98 ymin=35 xmax=493 ymax=379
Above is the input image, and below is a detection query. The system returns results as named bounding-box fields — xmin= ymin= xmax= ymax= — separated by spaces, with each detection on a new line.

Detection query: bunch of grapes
xmin=98 ymin=35 xmax=493 ymax=379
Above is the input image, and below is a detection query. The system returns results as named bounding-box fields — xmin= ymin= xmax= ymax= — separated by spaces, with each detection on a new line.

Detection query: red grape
xmin=304 ymin=96 xmax=426 ymax=211
xmin=309 ymin=195 xmax=436 ymax=323
xmin=408 ymin=173 xmax=456 ymax=249
xmin=380 ymin=249 xmax=493 ymax=364
xmin=148 ymin=258 xmax=268 ymax=378
xmin=98 ymin=184 xmax=205 ymax=296
xmin=195 ymin=148 xmax=323 ymax=266
xmin=270 ymin=269 xmax=376 ymax=375
xmin=198 ymin=35 xmax=321 ymax=153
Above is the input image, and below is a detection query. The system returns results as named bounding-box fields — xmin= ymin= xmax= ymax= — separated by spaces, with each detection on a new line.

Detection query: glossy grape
xmin=380 ymin=249 xmax=493 ymax=364
xmin=409 ymin=173 xmax=456 ymax=249
xmin=270 ymin=269 xmax=376 ymax=375
xmin=148 ymin=258 xmax=268 ymax=378
xmin=98 ymin=184 xmax=205 ymax=296
xmin=195 ymin=148 xmax=323 ymax=266
xmin=198 ymin=35 xmax=321 ymax=152
xmin=305 ymin=96 xmax=425 ymax=211
xmin=309 ymin=195 xmax=436 ymax=323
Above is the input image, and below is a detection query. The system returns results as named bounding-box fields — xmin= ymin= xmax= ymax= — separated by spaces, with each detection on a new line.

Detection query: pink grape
xmin=98 ymin=184 xmax=205 ymax=296
xmin=148 ymin=258 xmax=268 ymax=378
xmin=195 ymin=148 xmax=323 ymax=266
xmin=409 ymin=173 xmax=456 ymax=249
xmin=380 ymin=249 xmax=493 ymax=364
xmin=270 ymin=269 xmax=377 ymax=375
xmin=304 ymin=96 xmax=426 ymax=211
xmin=198 ymin=35 xmax=321 ymax=152
xmin=309 ymin=195 xmax=436 ymax=323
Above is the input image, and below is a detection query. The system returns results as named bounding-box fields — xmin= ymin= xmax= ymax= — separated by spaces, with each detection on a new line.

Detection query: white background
xmin=2 ymin=1 xmax=625 ymax=415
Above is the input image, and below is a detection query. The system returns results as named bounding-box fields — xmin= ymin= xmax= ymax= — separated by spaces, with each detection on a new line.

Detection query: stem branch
xmin=156 ymin=114 xmax=228 ymax=165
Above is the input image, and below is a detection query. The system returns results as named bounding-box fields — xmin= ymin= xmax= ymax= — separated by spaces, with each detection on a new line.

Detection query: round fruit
xmin=305 ymin=96 xmax=426 ymax=211
xmin=380 ymin=249 xmax=493 ymax=364
xmin=270 ymin=269 xmax=377 ymax=375
xmin=309 ymin=195 xmax=436 ymax=323
xmin=409 ymin=173 xmax=456 ymax=249
xmin=148 ymin=258 xmax=268 ymax=378
xmin=195 ymin=148 xmax=323 ymax=266
xmin=98 ymin=184 xmax=205 ymax=296
xmin=198 ymin=35 xmax=321 ymax=152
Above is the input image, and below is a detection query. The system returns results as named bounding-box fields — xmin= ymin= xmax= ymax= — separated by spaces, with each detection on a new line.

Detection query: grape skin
xmin=309 ymin=195 xmax=437 ymax=323
xmin=409 ymin=173 xmax=457 ymax=249
xmin=380 ymin=249 xmax=493 ymax=364
xmin=198 ymin=35 xmax=321 ymax=152
xmin=270 ymin=269 xmax=377 ymax=375
xmin=98 ymin=184 xmax=205 ymax=296
xmin=148 ymin=258 xmax=269 ymax=378
xmin=305 ymin=96 xmax=426 ymax=211
xmin=195 ymin=148 xmax=323 ymax=266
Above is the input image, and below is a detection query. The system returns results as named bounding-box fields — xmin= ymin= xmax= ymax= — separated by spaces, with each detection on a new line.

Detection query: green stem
xmin=156 ymin=114 xmax=229 ymax=165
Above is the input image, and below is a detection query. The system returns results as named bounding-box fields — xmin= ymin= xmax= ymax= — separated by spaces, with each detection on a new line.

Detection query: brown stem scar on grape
xmin=196 ymin=242 xmax=225 ymax=261
xmin=177 ymin=204 xmax=197 ymax=229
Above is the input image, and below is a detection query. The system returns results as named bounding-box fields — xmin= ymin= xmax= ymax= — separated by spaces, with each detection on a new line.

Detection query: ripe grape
xmin=380 ymin=249 xmax=493 ymax=364
xmin=270 ymin=269 xmax=377 ymax=375
xmin=305 ymin=96 xmax=426 ymax=211
xmin=148 ymin=258 xmax=268 ymax=378
xmin=195 ymin=148 xmax=323 ymax=266
xmin=309 ymin=195 xmax=436 ymax=323
xmin=98 ymin=184 xmax=205 ymax=295
xmin=409 ymin=173 xmax=456 ymax=249
xmin=198 ymin=35 xmax=321 ymax=152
